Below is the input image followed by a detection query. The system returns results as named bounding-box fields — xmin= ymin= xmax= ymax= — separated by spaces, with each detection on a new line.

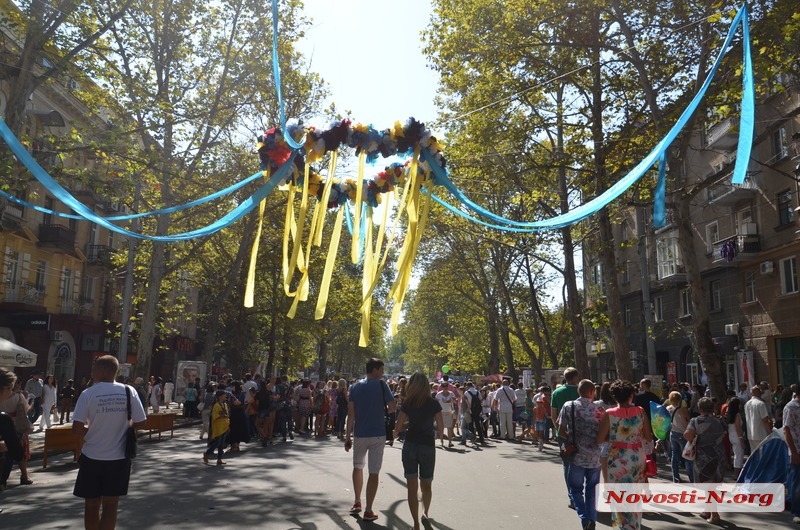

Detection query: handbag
xmin=196 ymin=401 xmax=205 ymax=411
xmin=645 ymin=454 xmax=658 ymax=477
xmin=125 ymin=387 xmax=137 ymax=459
xmin=14 ymin=396 xmax=34 ymax=434
xmin=559 ymin=402 xmax=578 ymax=459
xmin=682 ymin=436 xmax=696 ymax=461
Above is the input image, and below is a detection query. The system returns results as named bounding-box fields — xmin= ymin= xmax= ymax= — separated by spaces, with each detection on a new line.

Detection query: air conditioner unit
xmin=725 ymin=323 xmax=740 ymax=336
xmin=49 ymin=330 xmax=64 ymax=342
xmin=760 ymin=261 xmax=774 ymax=275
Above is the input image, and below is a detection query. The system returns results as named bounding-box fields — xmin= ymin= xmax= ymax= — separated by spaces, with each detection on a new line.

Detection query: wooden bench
xmin=135 ymin=412 xmax=176 ymax=440
xmin=42 ymin=424 xmax=83 ymax=468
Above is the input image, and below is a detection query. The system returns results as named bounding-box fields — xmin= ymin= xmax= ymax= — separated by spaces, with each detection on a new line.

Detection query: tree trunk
xmin=676 ymin=198 xmax=726 ymax=401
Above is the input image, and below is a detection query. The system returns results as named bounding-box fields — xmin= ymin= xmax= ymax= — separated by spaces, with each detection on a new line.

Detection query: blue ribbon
xmin=0 ymin=114 xmax=295 ymax=241
xmin=653 ymin=154 xmax=667 ymax=228
xmin=731 ymin=3 xmax=754 ymax=185
xmin=423 ymin=5 xmax=751 ymax=232
xmin=271 ymin=0 xmax=305 ymax=149
xmin=0 ymin=169 xmax=267 ymax=221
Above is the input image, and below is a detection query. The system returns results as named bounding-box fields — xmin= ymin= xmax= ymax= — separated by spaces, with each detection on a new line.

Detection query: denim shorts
xmin=402 ymin=441 xmax=436 ymax=481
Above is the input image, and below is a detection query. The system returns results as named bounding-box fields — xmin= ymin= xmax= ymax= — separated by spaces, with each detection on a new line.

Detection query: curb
xmin=28 ymin=418 xmax=203 ymax=463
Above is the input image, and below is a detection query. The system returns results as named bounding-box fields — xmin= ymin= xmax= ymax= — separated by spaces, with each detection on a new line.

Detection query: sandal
xmin=19 ymin=478 xmax=33 ymax=485
xmin=707 ymin=514 xmax=721 ymax=524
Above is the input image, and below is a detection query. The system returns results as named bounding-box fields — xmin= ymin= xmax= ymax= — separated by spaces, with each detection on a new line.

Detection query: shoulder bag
xmin=559 ymin=402 xmax=578 ymax=459
xmin=14 ymin=394 xmax=34 ymax=434
xmin=382 ymin=381 xmax=395 ymax=443
xmin=125 ymin=387 xmax=137 ymax=459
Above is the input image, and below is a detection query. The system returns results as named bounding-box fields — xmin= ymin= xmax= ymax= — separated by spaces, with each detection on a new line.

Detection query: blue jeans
xmin=790 ymin=464 xmax=800 ymax=517
xmin=568 ymin=463 xmax=601 ymax=526
xmin=669 ymin=431 xmax=694 ymax=483
xmin=560 ymin=445 xmax=574 ymax=505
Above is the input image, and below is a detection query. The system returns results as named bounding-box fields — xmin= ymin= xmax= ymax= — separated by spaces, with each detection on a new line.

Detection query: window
xmin=680 ymin=289 xmax=692 ymax=317
xmin=656 ymin=236 xmax=682 ymax=279
xmin=744 ymin=271 xmax=756 ymax=303
xmin=621 ymin=222 xmax=630 ymax=241
xmin=43 ymin=196 xmax=54 ymax=226
xmin=709 ymin=280 xmax=722 ymax=311
xmin=620 ymin=261 xmax=630 ymax=284
xmin=776 ymin=337 xmax=800 ymax=387
xmin=61 ymin=268 xmax=73 ymax=304
xmin=780 ymin=257 xmax=798 ymax=295
xmin=89 ymin=223 xmax=98 ymax=246
xmin=624 ymin=304 xmax=631 ymax=327
xmin=778 ymin=190 xmax=793 ymax=226
xmin=591 ymin=262 xmax=605 ymax=295
xmin=68 ymin=209 xmax=77 ymax=232
xmin=35 ymin=260 xmax=47 ymax=292
xmin=771 ymin=127 xmax=788 ymax=161
xmin=654 ymin=296 xmax=664 ymax=322
xmin=705 ymin=222 xmax=719 ymax=253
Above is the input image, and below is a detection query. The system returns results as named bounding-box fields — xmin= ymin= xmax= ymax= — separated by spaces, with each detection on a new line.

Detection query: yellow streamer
xmin=244 ymin=169 xmax=270 ymax=308
xmin=350 ymin=151 xmax=366 ymax=263
xmin=359 ymin=206 xmax=375 ymax=346
xmin=315 ymin=206 xmax=345 ymax=319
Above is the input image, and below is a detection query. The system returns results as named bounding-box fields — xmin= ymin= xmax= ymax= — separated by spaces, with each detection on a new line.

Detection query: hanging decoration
xmin=0 ymin=4 xmax=756 ymax=346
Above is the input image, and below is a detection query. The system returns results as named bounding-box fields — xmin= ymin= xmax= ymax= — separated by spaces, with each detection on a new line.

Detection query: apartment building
xmin=586 ymin=79 xmax=800 ymax=390
xmin=0 ymin=3 xmax=200 ymax=384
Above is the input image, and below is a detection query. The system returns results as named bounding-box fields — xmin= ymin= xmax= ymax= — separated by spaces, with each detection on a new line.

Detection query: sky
xmin=295 ymin=0 xmax=441 ymax=130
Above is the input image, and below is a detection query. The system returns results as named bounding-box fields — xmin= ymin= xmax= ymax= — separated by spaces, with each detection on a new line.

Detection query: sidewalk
xmin=26 ymin=404 xmax=201 ymax=462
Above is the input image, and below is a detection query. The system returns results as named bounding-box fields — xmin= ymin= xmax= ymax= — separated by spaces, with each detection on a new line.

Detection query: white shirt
xmin=42 ymin=384 xmax=58 ymax=406
xmin=243 ymin=380 xmax=258 ymax=403
xmin=73 ymin=382 xmax=147 ymax=460
xmin=494 ymin=385 xmax=516 ymax=413
xmin=436 ymin=391 xmax=455 ymax=414
xmin=744 ymin=397 xmax=770 ymax=442
xmin=149 ymin=383 xmax=162 ymax=405
xmin=514 ymin=388 xmax=526 ymax=407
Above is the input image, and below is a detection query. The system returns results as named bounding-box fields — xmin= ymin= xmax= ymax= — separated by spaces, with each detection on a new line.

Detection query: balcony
xmin=0 ymin=199 xmax=24 ymax=229
xmin=38 ymin=224 xmax=76 ymax=253
xmin=86 ymin=244 xmax=114 ymax=267
xmin=705 ymin=117 xmax=739 ymax=150
xmin=60 ymin=296 xmax=94 ymax=316
xmin=712 ymin=236 xmax=761 ymax=264
xmin=2 ymin=281 xmax=46 ymax=305
xmin=707 ymin=173 xmax=758 ymax=206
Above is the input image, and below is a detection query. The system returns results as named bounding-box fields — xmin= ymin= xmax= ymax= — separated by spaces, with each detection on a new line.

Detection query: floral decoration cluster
xmin=256 ymin=117 xmax=447 ymax=209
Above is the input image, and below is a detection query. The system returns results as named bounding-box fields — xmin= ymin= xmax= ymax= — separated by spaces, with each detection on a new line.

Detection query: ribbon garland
xmin=0 ymin=4 xmax=755 ymax=345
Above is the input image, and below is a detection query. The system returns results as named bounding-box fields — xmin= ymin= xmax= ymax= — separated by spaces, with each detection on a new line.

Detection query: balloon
xmin=442 ymin=365 xmax=451 ymax=373
xmin=650 ymin=401 xmax=672 ymax=441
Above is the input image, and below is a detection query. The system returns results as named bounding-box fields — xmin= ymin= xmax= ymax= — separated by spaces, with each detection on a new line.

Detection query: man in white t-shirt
xmin=492 ymin=379 xmax=517 ymax=441
xmin=435 ymin=382 xmax=456 ymax=447
xmin=73 ymin=355 xmax=147 ymax=530
xmin=744 ymin=386 xmax=773 ymax=450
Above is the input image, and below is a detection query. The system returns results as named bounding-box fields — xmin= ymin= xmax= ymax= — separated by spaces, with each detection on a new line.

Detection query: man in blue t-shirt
xmin=345 ymin=358 xmax=396 ymax=522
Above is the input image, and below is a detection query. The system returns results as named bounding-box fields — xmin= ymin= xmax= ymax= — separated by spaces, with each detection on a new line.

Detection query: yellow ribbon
xmin=315 ymin=206 xmax=344 ymax=319
xmin=359 ymin=205 xmax=375 ymax=346
xmin=244 ymin=169 xmax=270 ymax=308
xmin=350 ymin=151 xmax=366 ymax=263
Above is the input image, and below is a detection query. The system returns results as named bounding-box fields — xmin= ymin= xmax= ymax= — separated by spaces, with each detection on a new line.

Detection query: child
xmin=533 ymin=388 xmax=548 ymax=452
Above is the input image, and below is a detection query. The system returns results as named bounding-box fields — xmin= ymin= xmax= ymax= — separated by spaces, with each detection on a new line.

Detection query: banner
xmin=666 ymin=361 xmax=677 ymax=385
xmin=737 ymin=350 xmax=755 ymax=390
xmin=175 ymin=361 xmax=207 ymax=403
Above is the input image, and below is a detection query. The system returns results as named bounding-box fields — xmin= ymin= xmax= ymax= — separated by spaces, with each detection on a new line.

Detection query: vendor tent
xmin=0 ymin=337 xmax=38 ymax=367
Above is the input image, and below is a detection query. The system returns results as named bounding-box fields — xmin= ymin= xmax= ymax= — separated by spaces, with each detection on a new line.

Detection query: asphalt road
xmin=1 ymin=425 xmax=794 ymax=529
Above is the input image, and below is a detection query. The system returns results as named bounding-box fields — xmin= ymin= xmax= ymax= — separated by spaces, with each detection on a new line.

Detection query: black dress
xmin=228 ymin=391 xmax=250 ymax=445
xmin=0 ymin=413 xmax=24 ymax=462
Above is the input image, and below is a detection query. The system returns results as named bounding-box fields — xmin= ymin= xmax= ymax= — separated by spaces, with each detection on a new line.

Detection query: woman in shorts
xmin=394 ymin=373 xmax=444 ymax=530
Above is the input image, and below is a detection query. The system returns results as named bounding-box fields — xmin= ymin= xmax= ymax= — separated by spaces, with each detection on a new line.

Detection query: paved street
xmin=1 ymin=424 xmax=795 ymax=529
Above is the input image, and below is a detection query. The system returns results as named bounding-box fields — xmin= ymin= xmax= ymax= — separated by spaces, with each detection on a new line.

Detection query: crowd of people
xmin=1 ymin=359 xmax=798 ymax=529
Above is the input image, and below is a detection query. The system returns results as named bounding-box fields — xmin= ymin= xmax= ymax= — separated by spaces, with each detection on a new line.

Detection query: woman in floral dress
xmin=596 ymin=380 xmax=653 ymax=530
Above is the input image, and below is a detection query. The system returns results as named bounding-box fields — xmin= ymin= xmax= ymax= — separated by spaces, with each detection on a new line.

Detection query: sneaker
xmin=362 ymin=510 xmax=378 ymax=521
xmin=793 ymin=516 xmax=800 ymax=524
xmin=350 ymin=501 xmax=362 ymax=514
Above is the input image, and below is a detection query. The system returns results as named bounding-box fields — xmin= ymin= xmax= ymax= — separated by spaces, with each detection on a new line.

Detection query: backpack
xmin=336 ymin=391 xmax=348 ymax=409
xmin=469 ymin=389 xmax=482 ymax=420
